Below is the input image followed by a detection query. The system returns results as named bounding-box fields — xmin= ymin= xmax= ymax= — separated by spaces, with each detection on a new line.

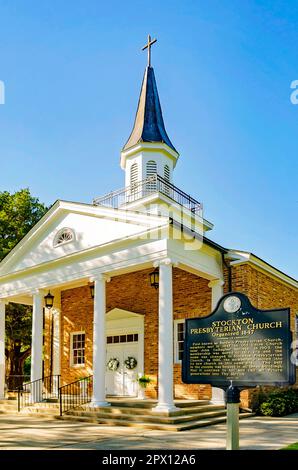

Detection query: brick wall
xmin=224 ymin=262 xmax=298 ymax=408
xmin=55 ymin=262 xmax=297 ymax=408
xmin=173 ymin=268 xmax=212 ymax=400
xmin=59 ymin=267 xmax=212 ymax=400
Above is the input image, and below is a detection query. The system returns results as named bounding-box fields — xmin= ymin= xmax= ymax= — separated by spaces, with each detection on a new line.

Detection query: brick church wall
xmin=56 ymin=262 xmax=297 ymax=408
xmin=59 ymin=267 xmax=213 ymax=400
xmin=224 ymin=262 xmax=298 ymax=409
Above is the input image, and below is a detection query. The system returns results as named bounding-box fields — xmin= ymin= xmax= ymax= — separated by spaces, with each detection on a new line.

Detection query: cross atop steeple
xmin=142 ymin=34 xmax=157 ymax=67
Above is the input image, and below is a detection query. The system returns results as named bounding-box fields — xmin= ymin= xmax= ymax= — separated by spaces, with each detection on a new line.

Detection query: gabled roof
xmin=0 ymin=199 xmax=170 ymax=276
xmin=123 ymin=66 xmax=177 ymax=153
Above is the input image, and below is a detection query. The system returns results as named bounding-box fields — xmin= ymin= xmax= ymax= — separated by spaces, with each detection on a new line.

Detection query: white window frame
xmin=70 ymin=331 xmax=86 ymax=368
xmin=174 ymin=319 xmax=185 ymax=364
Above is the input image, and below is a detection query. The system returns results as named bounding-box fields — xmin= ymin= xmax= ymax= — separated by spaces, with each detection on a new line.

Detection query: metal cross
xmin=142 ymin=34 xmax=157 ymax=67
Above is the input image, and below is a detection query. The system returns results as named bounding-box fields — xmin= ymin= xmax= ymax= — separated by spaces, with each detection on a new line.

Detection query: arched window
xmin=53 ymin=227 xmax=75 ymax=247
xmin=146 ymin=160 xmax=157 ymax=192
xmin=164 ymin=164 xmax=170 ymax=182
xmin=130 ymin=162 xmax=138 ymax=187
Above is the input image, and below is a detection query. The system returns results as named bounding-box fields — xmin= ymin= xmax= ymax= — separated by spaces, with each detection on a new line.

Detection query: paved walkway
xmin=0 ymin=413 xmax=297 ymax=450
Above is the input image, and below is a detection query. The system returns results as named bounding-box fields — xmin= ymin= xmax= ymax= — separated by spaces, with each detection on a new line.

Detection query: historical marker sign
xmin=182 ymin=292 xmax=295 ymax=388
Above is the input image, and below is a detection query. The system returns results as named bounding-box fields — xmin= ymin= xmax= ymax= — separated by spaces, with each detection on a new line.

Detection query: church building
xmin=0 ymin=37 xmax=297 ymax=415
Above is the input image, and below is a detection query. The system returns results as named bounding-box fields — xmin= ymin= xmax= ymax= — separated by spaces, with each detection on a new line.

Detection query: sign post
xmin=226 ymin=384 xmax=240 ymax=450
xmin=182 ymin=292 xmax=295 ymax=450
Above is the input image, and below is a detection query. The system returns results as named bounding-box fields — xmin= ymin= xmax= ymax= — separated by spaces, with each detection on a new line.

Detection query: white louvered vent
xmin=146 ymin=160 xmax=157 ymax=192
xmin=130 ymin=162 xmax=138 ymax=186
xmin=164 ymin=164 xmax=170 ymax=182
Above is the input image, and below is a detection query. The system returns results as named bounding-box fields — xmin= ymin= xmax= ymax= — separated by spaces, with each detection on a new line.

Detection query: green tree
xmin=0 ymin=188 xmax=48 ymax=260
xmin=0 ymin=189 xmax=48 ymax=385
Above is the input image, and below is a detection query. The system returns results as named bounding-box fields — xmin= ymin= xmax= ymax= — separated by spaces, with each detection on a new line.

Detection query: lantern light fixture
xmin=89 ymin=283 xmax=95 ymax=299
xmin=149 ymin=268 xmax=159 ymax=289
xmin=44 ymin=291 xmax=54 ymax=309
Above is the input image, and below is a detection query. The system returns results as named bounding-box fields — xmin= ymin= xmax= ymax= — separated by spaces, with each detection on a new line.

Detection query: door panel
xmin=123 ymin=344 xmax=138 ymax=396
xmin=106 ymin=342 xmax=139 ymax=396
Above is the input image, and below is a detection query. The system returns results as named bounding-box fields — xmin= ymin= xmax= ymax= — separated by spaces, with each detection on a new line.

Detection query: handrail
xmin=17 ymin=375 xmax=60 ymax=412
xmin=93 ymin=174 xmax=202 ymax=214
xmin=59 ymin=375 xmax=93 ymax=416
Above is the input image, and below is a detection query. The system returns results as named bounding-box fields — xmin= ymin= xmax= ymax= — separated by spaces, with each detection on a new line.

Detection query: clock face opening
xmin=223 ymin=296 xmax=241 ymax=313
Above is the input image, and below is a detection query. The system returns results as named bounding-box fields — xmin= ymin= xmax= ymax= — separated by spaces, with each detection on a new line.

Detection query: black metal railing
xmin=93 ymin=174 xmax=202 ymax=214
xmin=17 ymin=375 xmax=60 ymax=412
xmin=59 ymin=376 xmax=93 ymax=416
xmin=5 ymin=375 xmax=30 ymax=391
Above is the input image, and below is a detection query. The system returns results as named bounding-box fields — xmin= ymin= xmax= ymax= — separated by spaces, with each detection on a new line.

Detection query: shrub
xmin=257 ymin=388 xmax=298 ymax=417
xmin=137 ymin=375 xmax=152 ymax=389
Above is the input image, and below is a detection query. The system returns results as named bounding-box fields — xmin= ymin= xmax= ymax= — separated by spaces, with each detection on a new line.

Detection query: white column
xmin=31 ymin=291 xmax=44 ymax=402
xmin=52 ymin=293 xmax=61 ymax=377
xmin=52 ymin=310 xmax=60 ymax=376
xmin=154 ymin=259 xmax=178 ymax=414
xmin=209 ymin=279 xmax=226 ymax=405
xmin=0 ymin=301 xmax=6 ymax=399
xmin=90 ymin=274 xmax=110 ymax=408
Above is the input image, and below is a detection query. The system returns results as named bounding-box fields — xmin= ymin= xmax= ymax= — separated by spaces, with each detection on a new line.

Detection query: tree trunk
xmin=6 ymin=346 xmax=31 ymax=390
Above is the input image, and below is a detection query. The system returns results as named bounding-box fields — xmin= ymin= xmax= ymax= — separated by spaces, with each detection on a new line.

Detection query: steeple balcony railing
xmin=93 ymin=174 xmax=202 ymax=215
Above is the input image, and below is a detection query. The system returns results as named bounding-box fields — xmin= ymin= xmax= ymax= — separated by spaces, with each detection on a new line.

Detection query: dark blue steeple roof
xmin=123 ymin=66 xmax=177 ymax=153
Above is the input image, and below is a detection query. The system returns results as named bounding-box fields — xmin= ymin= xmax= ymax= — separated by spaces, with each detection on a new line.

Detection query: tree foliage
xmin=0 ymin=189 xmax=48 ymax=382
xmin=0 ymin=188 xmax=48 ymax=261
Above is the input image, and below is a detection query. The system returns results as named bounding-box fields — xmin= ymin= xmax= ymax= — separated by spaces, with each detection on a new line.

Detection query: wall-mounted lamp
xmin=89 ymin=283 xmax=95 ymax=299
xmin=44 ymin=291 xmax=54 ymax=309
xmin=149 ymin=268 xmax=159 ymax=289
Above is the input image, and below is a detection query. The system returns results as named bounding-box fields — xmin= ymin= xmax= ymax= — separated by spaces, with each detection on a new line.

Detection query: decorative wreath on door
xmin=124 ymin=356 xmax=138 ymax=370
xmin=107 ymin=357 xmax=120 ymax=371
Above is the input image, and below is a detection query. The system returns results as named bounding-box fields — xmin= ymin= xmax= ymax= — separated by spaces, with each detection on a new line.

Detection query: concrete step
xmin=66 ymin=408 xmax=228 ymax=425
xmin=107 ymin=399 xmax=209 ymax=409
xmin=58 ymin=411 xmax=253 ymax=432
xmin=19 ymin=402 xmax=60 ymax=416
xmin=0 ymin=399 xmax=19 ymax=413
xmin=80 ymin=403 xmax=225 ymax=417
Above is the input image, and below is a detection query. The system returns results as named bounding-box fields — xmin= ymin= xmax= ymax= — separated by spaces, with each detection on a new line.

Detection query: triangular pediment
xmin=0 ymin=200 xmax=169 ymax=276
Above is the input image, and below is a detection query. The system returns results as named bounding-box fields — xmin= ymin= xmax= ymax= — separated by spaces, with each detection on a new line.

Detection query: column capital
xmin=31 ymin=288 xmax=45 ymax=296
xmin=89 ymin=273 xmax=111 ymax=283
xmin=0 ymin=298 xmax=9 ymax=306
xmin=208 ymin=279 xmax=225 ymax=289
xmin=153 ymin=258 xmax=179 ymax=268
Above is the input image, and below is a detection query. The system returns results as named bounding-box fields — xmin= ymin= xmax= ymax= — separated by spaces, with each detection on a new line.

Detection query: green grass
xmin=282 ymin=442 xmax=298 ymax=450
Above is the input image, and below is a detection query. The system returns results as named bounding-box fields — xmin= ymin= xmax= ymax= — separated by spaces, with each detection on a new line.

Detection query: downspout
xmin=222 ymin=253 xmax=232 ymax=292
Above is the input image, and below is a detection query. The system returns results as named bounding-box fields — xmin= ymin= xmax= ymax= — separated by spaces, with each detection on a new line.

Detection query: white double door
xmin=106 ymin=342 xmax=139 ymax=396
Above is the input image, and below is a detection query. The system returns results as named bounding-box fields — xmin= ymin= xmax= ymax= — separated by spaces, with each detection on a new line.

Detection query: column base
xmin=152 ymin=403 xmax=180 ymax=414
xmin=211 ymin=387 xmax=226 ymax=405
xmin=89 ymin=400 xmax=111 ymax=408
xmin=137 ymin=388 xmax=145 ymax=400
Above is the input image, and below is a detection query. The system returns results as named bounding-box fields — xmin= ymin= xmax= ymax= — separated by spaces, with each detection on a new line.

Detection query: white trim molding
xmin=174 ymin=319 xmax=185 ymax=364
xmin=70 ymin=331 xmax=86 ymax=368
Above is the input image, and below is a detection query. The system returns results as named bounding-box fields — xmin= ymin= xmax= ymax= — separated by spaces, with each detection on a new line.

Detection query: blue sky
xmin=0 ymin=0 xmax=297 ymax=279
